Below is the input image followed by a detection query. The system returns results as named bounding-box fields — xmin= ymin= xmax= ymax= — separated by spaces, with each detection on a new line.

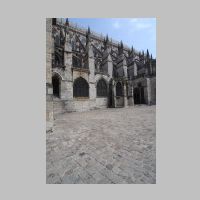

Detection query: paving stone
xmin=106 ymin=164 xmax=113 ymax=170
xmin=47 ymin=172 xmax=62 ymax=184
xmin=46 ymin=106 xmax=156 ymax=184
xmin=62 ymin=172 xmax=83 ymax=184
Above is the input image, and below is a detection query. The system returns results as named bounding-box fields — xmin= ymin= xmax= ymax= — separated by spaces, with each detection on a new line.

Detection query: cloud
xmin=113 ymin=21 xmax=120 ymax=29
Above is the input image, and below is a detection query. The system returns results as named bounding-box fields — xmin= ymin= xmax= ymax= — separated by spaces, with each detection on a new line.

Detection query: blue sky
xmin=69 ymin=18 xmax=156 ymax=58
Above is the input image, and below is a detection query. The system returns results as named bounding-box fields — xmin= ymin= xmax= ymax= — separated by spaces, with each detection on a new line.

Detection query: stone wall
xmin=96 ymin=97 xmax=108 ymax=108
xmin=65 ymin=99 xmax=96 ymax=112
xmin=128 ymin=96 xmax=134 ymax=106
xmin=46 ymin=18 xmax=52 ymax=85
xmin=150 ymin=77 xmax=156 ymax=105
xmin=116 ymin=97 xmax=124 ymax=107
xmin=46 ymin=18 xmax=53 ymax=132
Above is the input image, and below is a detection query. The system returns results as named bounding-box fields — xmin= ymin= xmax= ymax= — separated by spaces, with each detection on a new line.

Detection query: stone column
xmin=107 ymin=54 xmax=113 ymax=78
xmin=146 ymin=78 xmax=152 ymax=105
xmin=132 ymin=84 xmax=135 ymax=105
xmin=123 ymin=58 xmax=128 ymax=78
xmin=88 ymin=45 xmax=95 ymax=100
xmin=64 ymin=34 xmax=73 ymax=101
xmin=123 ymin=82 xmax=128 ymax=107
xmin=113 ymin=82 xmax=117 ymax=108
xmin=86 ymin=44 xmax=96 ymax=109
xmin=128 ymin=81 xmax=134 ymax=106
xmin=134 ymin=62 xmax=137 ymax=77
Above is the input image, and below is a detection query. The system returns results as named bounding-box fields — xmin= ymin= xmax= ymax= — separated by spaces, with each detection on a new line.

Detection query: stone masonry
xmin=46 ymin=18 xmax=156 ymax=118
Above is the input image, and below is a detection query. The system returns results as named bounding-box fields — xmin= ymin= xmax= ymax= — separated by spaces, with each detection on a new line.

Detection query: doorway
xmin=108 ymin=80 xmax=113 ymax=107
xmin=134 ymin=86 xmax=145 ymax=104
xmin=52 ymin=74 xmax=60 ymax=98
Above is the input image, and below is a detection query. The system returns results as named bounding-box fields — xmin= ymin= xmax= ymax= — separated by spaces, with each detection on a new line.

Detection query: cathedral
xmin=46 ymin=18 xmax=156 ymax=129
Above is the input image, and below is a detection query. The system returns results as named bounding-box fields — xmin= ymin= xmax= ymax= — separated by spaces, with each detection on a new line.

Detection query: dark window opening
xmin=55 ymin=54 xmax=61 ymax=65
xmin=73 ymin=77 xmax=89 ymax=97
xmin=108 ymin=80 xmax=113 ymax=107
xmin=52 ymin=75 xmax=60 ymax=97
xmin=116 ymin=82 xmax=123 ymax=96
xmin=97 ymin=79 xmax=107 ymax=97
xmin=134 ymin=87 xmax=145 ymax=104
xmin=134 ymin=88 xmax=140 ymax=104
xmin=52 ymin=18 xmax=56 ymax=25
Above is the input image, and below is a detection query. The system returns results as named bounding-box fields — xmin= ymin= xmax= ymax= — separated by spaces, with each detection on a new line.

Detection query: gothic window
xmin=111 ymin=64 xmax=115 ymax=77
xmin=72 ymin=40 xmax=76 ymax=51
xmin=116 ymin=82 xmax=123 ymax=96
xmin=72 ymin=54 xmax=82 ymax=68
xmin=55 ymin=54 xmax=61 ymax=66
xmin=97 ymin=79 xmax=107 ymax=97
xmin=99 ymin=64 xmax=103 ymax=72
xmin=73 ymin=77 xmax=89 ymax=97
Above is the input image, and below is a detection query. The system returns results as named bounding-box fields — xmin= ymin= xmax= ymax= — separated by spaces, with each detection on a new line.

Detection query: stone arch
xmin=52 ymin=71 xmax=64 ymax=81
xmin=95 ymin=76 xmax=109 ymax=87
xmin=73 ymin=77 xmax=89 ymax=98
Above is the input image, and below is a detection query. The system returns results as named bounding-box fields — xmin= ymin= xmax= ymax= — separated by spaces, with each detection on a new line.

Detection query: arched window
xmin=73 ymin=77 xmax=89 ymax=97
xmin=72 ymin=54 xmax=82 ymax=68
xmin=116 ymin=82 xmax=123 ymax=96
xmin=97 ymin=79 xmax=107 ymax=97
xmin=54 ymin=54 xmax=61 ymax=66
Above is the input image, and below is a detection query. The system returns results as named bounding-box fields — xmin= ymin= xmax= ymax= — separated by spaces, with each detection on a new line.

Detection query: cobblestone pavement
xmin=46 ymin=105 xmax=156 ymax=184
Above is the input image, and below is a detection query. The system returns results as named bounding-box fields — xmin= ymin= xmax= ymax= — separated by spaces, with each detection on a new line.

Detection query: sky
xmin=69 ymin=18 xmax=156 ymax=58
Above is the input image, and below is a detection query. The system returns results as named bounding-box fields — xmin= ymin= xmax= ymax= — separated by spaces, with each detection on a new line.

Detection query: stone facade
xmin=46 ymin=18 xmax=156 ymax=116
xmin=46 ymin=18 xmax=53 ymax=131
